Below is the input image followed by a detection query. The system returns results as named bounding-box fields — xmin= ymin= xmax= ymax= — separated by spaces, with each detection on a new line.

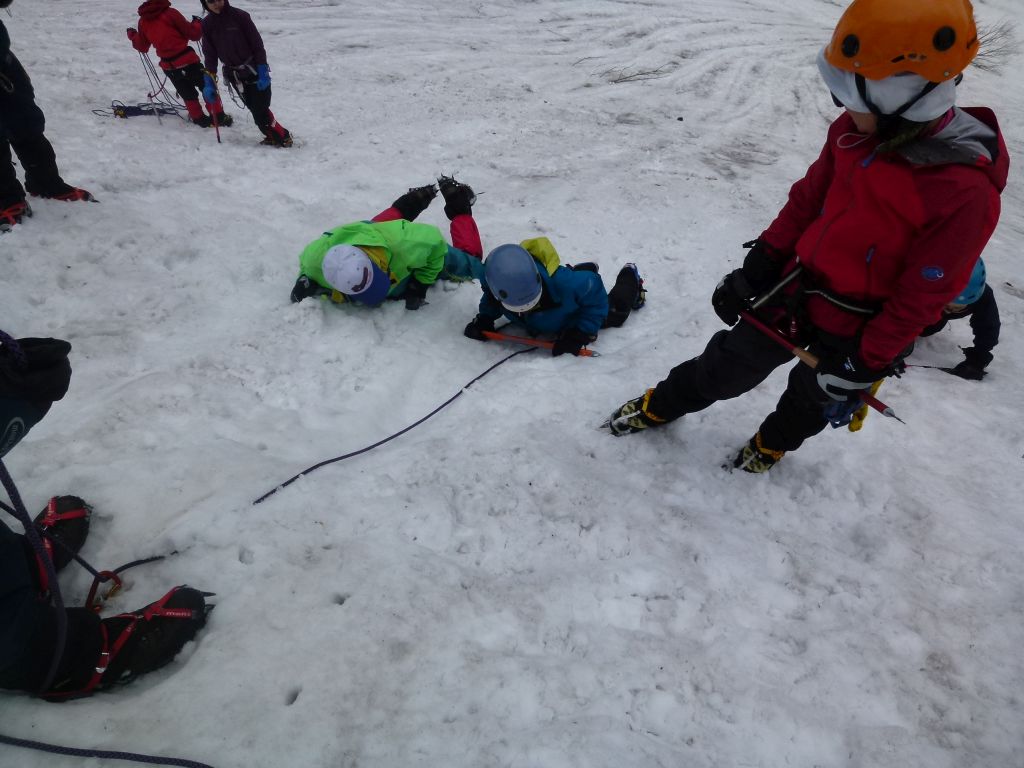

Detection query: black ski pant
xmin=165 ymin=62 xmax=205 ymax=104
xmin=0 ymin=51 xmax=68 ymax=206
xmin=646 ymin=320 xmax=842 ymax=453
xmin=230 ymin=75 xmax=280 ymax=137
xmin=0 ymin=521 xmax=102 ymax=695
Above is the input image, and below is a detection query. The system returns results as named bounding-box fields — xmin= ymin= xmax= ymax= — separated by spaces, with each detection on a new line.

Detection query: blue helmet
xmin=953 ymin=259 xmax=986 ymax=305
xmin=484 ymin=244 xmax=542 ymax=312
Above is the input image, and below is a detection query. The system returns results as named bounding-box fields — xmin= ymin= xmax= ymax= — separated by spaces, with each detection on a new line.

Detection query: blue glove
xmin=202 ymin=74 xmax=217 ymax=104
xmin=255 ymin=64 xmax=271 ymax=91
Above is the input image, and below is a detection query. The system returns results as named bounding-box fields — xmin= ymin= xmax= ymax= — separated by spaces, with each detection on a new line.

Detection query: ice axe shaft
xmin=738 ymin=310 xmax=903 ymax=423
xmin=481 ymin=330 xmax=599 ymax=357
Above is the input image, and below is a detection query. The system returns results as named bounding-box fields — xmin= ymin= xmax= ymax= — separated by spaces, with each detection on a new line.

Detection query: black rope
xmin=253 ymin=346 xmax=535 ymax=504
xmin=0 ymin=733 xmax=215 ymax=768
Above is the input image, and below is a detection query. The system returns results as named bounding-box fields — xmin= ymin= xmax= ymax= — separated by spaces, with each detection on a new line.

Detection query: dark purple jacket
xmin=201 ymin=0 xmax=267 ymax=72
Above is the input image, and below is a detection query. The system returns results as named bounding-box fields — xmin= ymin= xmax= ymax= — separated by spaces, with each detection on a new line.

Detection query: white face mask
xmin=816 ymin=47 xmax=956 ymax=122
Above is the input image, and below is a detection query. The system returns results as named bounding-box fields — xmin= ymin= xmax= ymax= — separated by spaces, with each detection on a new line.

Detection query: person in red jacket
xmin=126 ymin=0 xmax=231 ymax=128
xmin=200 ymin=0 xmax=292 ymax=147
xmin=605 ymin=0 xmax=1009 ymax=473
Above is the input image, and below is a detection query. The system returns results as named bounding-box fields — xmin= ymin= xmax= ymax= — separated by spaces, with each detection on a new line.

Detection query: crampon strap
xmin=34 ymin=497 xmax=90 ymax=594
xmin=44 ymin=586 xmax=200 ymax=701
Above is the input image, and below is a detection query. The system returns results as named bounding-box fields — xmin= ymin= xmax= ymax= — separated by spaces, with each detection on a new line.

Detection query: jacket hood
xmin=201 ymin=0 xmax=232 ymax=11
xmin=138 ymin=0 xmax=171 ymax=19
xmin=898 ymin=107 xmax=1009 ymax=191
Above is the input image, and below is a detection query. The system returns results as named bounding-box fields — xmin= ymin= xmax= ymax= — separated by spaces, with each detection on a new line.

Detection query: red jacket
xmin=129 ymin=0 xmax=202 ymax=71
xmin=761 ymin=108 xmax=1008 ymax=369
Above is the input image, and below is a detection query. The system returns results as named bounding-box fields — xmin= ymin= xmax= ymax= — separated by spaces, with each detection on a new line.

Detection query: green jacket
xmin=298 ymin=219 xmax=448 ymax=298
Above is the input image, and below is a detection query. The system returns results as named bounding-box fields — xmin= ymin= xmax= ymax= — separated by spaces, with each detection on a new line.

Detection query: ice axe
xmin=481 ymin=330 xmax=600 ymax=357
xmin=738 ymin=310 xmax=904 ymax=423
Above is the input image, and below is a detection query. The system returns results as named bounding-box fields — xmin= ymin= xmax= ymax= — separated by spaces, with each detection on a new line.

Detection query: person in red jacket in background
xmin=200 ymin=0 xmax=292 ymax=147
xmin=605 ymin=0 xmax=1009 ymax=473
xmin=126 ymin=0 xmax=231 ymax=128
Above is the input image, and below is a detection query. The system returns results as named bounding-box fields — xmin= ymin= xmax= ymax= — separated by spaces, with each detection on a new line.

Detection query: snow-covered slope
xmin=2 ymin=1 xmax=1022 ymax=766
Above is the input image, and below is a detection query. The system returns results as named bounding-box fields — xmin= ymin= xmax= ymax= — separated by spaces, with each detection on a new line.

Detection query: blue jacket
xmin=477 ymin=239 xmax=609 ymax=336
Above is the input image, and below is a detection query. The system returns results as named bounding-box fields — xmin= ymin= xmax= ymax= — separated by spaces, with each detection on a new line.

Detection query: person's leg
xmin=0 ymin=138 xmax=27 ymax=209
xmin=604 ymin=263 xmax=645 ymax=328
xmin=180 ymin=63 xmax=227 ymax=123
xmin=449 ymin=215 xmax=482 ymax=258
xmin=756 ymin=352 xmax=831 ymax=453
xmin=646 ymin=321 xmax=794 ymax=422
xmin=0 ymin=520 xmax=103 ymax=695
xmin=244 ymin=83 xmax=290 ymax=144
xmin=443 ymin=245 xmax=485 ymax=281
xmin=166 ymin=66 xmax=206 ymax=125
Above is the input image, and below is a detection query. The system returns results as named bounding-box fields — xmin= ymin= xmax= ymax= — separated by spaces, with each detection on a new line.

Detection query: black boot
xmin=97 ymin=586 xmax=212 ymax=690
xmin=437 ymin=175 xmax=476 ymax=220
xmin=391 ymin=183 xmax=437 ymax=221
xmin=34 ymin=495 xmax=92 ymax=573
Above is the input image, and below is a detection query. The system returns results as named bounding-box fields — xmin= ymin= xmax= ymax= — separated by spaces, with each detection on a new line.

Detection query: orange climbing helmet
xmin=824 ymin=0 xmax=979 ymax=83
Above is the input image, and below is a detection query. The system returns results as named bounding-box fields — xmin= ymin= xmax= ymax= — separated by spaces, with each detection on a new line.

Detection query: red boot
xmin=0 ymin=200 xmax=31 ymax=232
xmin=45 ymin=187 xmax=96 ymax=202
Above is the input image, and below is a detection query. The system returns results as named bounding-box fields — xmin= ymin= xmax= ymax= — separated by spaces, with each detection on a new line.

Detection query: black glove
xmin=290 ymin=275 xmax=329 ymax=303
xmin=0 ymin=337 xmax=72 ymax=403
xmin=463 ymin=315 xmax=495 ymax=341
xmin=391 ymin=184 xmax=437 ymax=222
xmin=711 ymin=239 xmax=785 ymax=326
xmin=946 ymin=347 xmax=992 ymax=380
xmin=404 ymin=277 xmax=429 ymax=310
xmin=815 ymin=350 xmax=886 ymax=402
xmin=552 ymin=327 xmax=592 ymax=357
xmin=712 ymin=269 xmax=757 ymax=326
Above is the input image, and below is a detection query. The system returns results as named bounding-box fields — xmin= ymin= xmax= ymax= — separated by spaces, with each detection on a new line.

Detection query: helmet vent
xmin=933 ymin=26 xmax=956 ymax=52
xmin=841 ymin=34 xmax=860 ymax=57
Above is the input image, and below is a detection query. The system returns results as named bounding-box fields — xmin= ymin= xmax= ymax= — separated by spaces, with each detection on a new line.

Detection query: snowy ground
xmin=2 ymin=0 xmax=1024 ymax=766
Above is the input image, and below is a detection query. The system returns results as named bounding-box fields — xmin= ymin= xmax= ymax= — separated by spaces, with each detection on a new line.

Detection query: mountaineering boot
xmin=34 ymin=495 xmax=92 ymax=572
xmin=261 ymin=114 xmax=293 ymax=147
xmin=437 ymin=175 xmax=476 ymax=220
xmin=260 ymin=130 xmax=293 ymax=147
xmin=97 ymin=586 xmax=213 ymax=690
xmin=0 ymin=200 xmax=31 ymax=232
xmin=36 ymin=186 xmax=96 ymax=202
xmin=606 ymin=263 xmax=646 ymax=327
xmin=604 ymin=388 xmax=667 ymax=435
xmin=731 ymin=432 xmax=785 ymax=473
xmin=391 ymin=183 xmax=438 ymax=221
xmin=613 ymin=262 xmax=646 ymax=310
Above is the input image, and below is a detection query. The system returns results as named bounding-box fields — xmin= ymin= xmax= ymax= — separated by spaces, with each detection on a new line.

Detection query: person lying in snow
xmin=605 ymin=0 xmax=1008 ymax=473
xmin=462 ymin=240 xmax=646 ymax=357
xmin=290 ymin=176 xmax=485 ymax=309
xmin=918 ymin=258 xmax=1000 ymax=380
xmin=0 ymin=333 xmax=210 ymax=700
xmin=1 ymin=2 xmax=94 ymax=233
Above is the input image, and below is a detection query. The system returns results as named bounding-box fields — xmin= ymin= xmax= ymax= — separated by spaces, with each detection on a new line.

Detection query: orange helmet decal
xmin=825 ymin=0 xmax=979 ymax=83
